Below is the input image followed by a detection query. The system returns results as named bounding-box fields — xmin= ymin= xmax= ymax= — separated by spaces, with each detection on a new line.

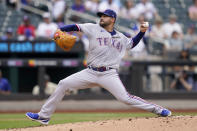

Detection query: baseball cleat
xmin=25 ymin=112 xmax=50 ymax=125
xmin=159 ymin=109 xmax=172 ymax=117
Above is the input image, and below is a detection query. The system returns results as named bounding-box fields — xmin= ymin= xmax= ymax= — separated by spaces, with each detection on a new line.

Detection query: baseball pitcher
xmin=26 ymin=9 xmax=171 ymax=125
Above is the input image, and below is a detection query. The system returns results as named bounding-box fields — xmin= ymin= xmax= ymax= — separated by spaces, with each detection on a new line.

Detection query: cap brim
xmin=97 ymin=12 xmax=105 ymax=17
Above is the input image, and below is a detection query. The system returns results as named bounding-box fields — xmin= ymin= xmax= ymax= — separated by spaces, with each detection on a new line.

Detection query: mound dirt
xmin=3 ymin=116 xmax=197 ymax=131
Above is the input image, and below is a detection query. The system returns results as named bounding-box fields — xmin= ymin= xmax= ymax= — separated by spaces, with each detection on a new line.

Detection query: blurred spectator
xmin=183 ymin=25 xmax=197 ymax=49
xmin=1 ymin=28 xmax=14 ymax=41
xmin=17 ymin=15 xmax=36 ymax=41
xmin=150 ymin=16 xmax=166 ymax=39
xmin=21 ymin=0 xmax=32 ymax=5
xmin=177 ymin=49 xmax=194 ymax=71
xmin=163 ymin=14 xmax=183 ymax=38
xmin=170 ymin=50 xmax=194 ymax=91
xmin=98 ymin=0 xmax=120 ymax=15
xmin=179 ymin=50 xmax=195 ymax=71
xmin=179 ymin=49 xmax=191 ymax=60
xmin=188 ymin=0 xmax=197 ymax=21
xmin=0 ymin=70 xmax=11 ymax=95
xmin=70 ymin=0 xmax=85 ymax=22
xmin=120 ymin=0 xmax=138 ymax=20
xmin=149 ymin=16 xmax=169 ymax=54
xmin=167 ymin=31 xmax=183 ymax=51
xmin=36 ymin=12 xmax=58 ymax=39
xmin=52 ymin=0 xmax=66 ymax=21
xmin=32 ymin=75 xmax=57 ymax=96
xmin=135 ymin=0 xmax=157 ymax=20
xmin=71 ymin=0 xmax=85 ymax=12
xmin=147 ymin=17 xmax=167 ymax=55
xmin=170 ymin=69 xmax=193 ymax=91
xmin=85 ymin=0 xmax=99 ymax=13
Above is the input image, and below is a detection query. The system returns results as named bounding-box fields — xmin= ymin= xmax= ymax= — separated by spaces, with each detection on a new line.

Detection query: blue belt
xmin=88 ymin=66 xmax=113 ymax=72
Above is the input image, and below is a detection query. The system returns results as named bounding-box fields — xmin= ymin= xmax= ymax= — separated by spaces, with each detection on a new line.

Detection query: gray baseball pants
xmin=38 ymin=68 xmax=164 ymax=118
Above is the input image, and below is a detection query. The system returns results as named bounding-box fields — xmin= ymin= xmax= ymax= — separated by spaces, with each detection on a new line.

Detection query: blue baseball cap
xmin=97 ymin=9 xmax=117 ymax=19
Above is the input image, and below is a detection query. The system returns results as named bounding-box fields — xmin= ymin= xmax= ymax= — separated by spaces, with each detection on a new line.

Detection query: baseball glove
xmin=53 ymin=29 xmax=77 ymax=51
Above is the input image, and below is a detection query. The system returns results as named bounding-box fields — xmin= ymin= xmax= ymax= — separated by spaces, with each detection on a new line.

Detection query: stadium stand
xmin=0 ymin=0 xmax=196 ymax=36
xmin=0 ymin=0 xmax=197 ymax=95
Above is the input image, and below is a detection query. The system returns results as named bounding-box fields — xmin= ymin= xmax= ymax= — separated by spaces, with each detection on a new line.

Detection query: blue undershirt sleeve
xmin=60 ymin=24 xmax=80 ymax=32
xmin=131 ymin=31 xmax=145 ymax=48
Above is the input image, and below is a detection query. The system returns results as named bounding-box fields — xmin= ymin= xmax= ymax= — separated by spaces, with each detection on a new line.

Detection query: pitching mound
xmin=5 ymin=116 xmax=197 ymax=131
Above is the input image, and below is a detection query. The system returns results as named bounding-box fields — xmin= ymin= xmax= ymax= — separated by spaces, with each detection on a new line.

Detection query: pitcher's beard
xmin=99 ymin=22 xmax=109 ymax=28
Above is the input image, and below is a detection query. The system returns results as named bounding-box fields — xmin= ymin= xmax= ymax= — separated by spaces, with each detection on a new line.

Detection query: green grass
xmin=0 ymin=112 xmax=197 ymax=129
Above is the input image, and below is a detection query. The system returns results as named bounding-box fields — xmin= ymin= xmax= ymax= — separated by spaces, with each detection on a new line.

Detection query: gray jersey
xmin=38 ymin=24 xmax=169 ymax=120
xmin=77 ymin=23 xmax=133 ymax=69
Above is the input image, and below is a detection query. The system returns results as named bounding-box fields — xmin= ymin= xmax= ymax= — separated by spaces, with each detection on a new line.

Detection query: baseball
xmin=143 ymin=22 xmax=149 ymax=28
